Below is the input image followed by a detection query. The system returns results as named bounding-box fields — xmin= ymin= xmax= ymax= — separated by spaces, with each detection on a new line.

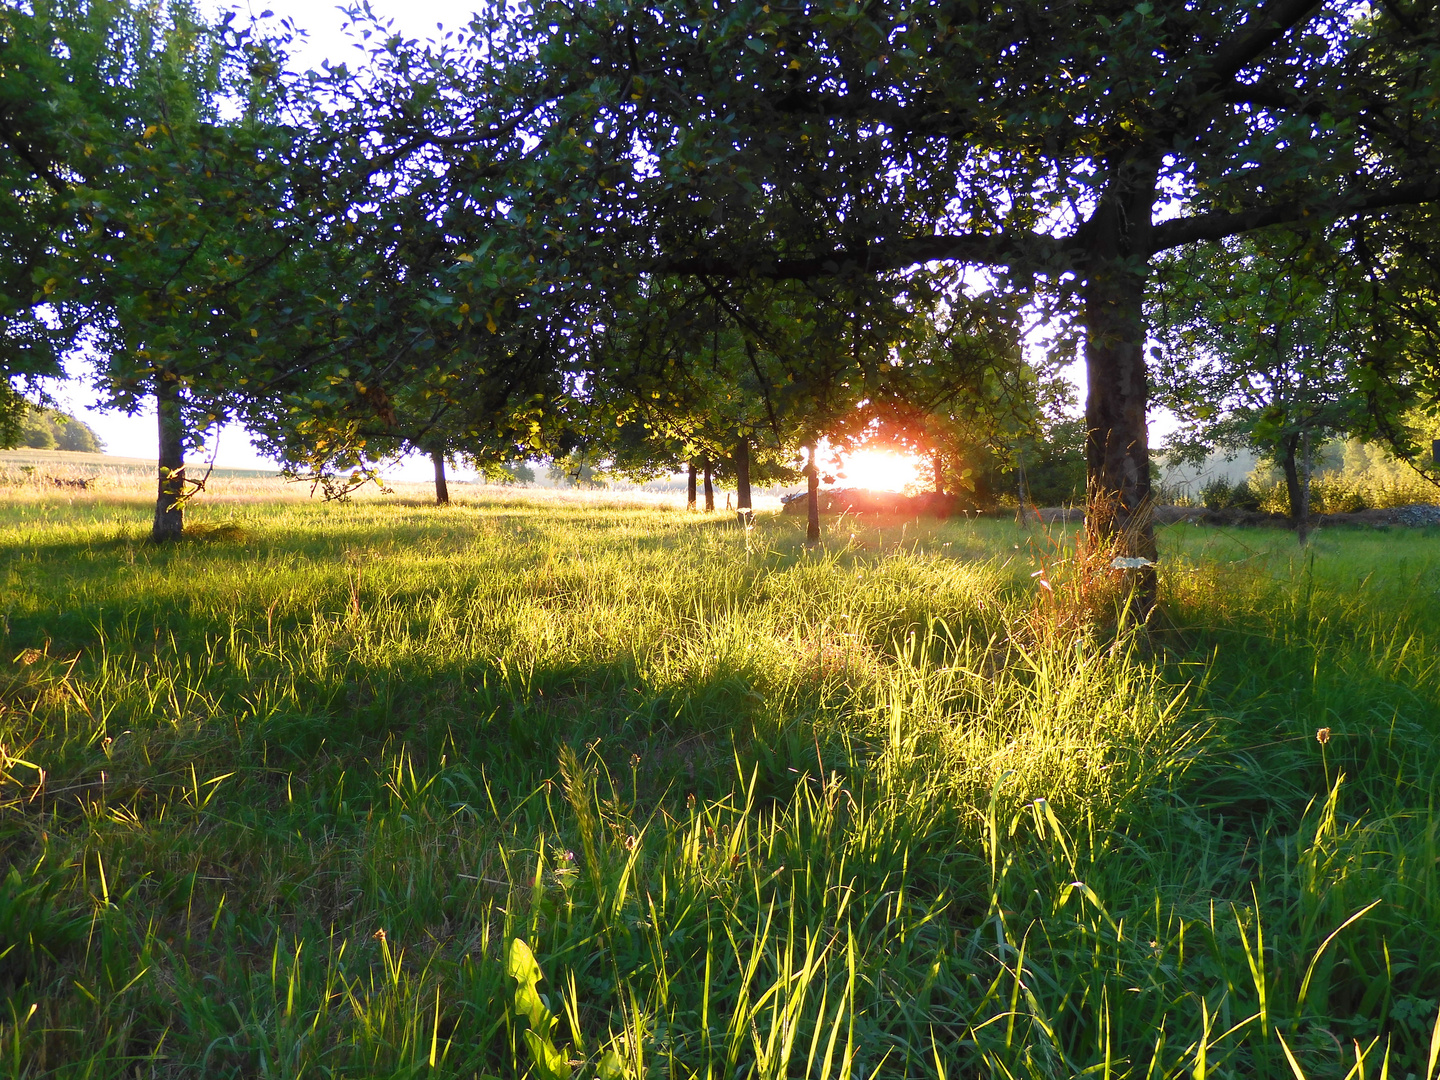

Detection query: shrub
xmin=1199 ymin=477 xmax=1233 ymax=509
xmin=1311 ymin=474 xmax=1368 ymax=513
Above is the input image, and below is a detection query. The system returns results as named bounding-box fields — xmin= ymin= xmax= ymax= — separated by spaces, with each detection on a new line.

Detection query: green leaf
xmin=522 ymin=1029 xmax=573 ymax=1080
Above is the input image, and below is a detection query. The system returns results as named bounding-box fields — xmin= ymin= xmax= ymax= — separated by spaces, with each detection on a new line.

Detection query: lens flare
xmin=836 ymin=449 xmax=925 ymax=492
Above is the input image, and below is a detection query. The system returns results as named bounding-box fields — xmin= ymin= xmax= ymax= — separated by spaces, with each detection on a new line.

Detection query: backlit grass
xmin=1 ymin=493 xmax=1438 ymax=1078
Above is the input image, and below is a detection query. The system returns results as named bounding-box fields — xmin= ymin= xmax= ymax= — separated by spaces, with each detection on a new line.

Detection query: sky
xmin=43 ymin=0 xmax=1178 ymax=477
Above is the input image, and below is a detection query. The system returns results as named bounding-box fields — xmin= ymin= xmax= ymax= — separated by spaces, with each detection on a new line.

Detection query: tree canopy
xmin=498 ymin=0 xmax=1440 ymax=588
xmin=11 ymin=0 xmax=1440 ymax=573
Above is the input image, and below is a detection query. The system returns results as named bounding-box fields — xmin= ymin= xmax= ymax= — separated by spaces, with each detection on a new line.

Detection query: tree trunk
xmin=152 ymin=377 xmax=185 ymax=542
xmin=703 ymin=460 xmax=714 ymax=511
xmin=687 ymin=462 xmax=698 ymax=510
xmin=933 ymin=451 xmax=944 ymax=496
xmin=805 ymin=440 xmax=820 ymax=545
xmin=1279 ymin=432 xmax=1309 ymax=543
xmin=432 ymin=449 xmax=450 ymax=505
xmin=1082 ymin=165 xmax=1160 ymax=609
xmin=734 ymin=436 xmax=752 ymax=525
xmin=1301 ymin=431 xmax=1312 ymax=545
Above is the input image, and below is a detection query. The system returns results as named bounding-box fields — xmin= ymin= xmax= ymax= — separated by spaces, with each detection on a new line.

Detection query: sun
xmin=835 ymin=448 xmax=925 ymax=492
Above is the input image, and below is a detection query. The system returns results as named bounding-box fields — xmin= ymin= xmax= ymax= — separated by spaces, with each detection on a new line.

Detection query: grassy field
xmin=1 ymin=491 xmax=1438 ymax=1078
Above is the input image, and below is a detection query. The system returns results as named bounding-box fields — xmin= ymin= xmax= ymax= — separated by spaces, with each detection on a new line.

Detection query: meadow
xmin=1 ymin=489 xmax=1438 ymax=1079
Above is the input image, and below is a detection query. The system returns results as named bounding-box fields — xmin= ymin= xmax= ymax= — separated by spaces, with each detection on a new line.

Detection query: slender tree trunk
xmin=703 ymin=460 xmax=714 ymax=511
xmin=1082 ymin=164 xmax=1160 ymax=609
xmin=431 ymin=449 xmax=450 ymax=505
xmin=1301 ymin=431 xmax=1312 ymax=545
xmin=734 ymin=436 xmax=752 ymax=525
xmin=152 ymin=377 xmax=185 ymax=542
xmin=805 ymin=440 xmax=820 ymax=545
xmin=1279 ymin=432 xmax=1308 ymax=543
xmin=687 ymin=462 xmax=698 ymax=510
xmin=933 ymin=451 xmax=944 ymax=496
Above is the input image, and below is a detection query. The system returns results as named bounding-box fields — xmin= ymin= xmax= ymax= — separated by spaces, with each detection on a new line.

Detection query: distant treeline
xmin=5 ymin=407 xmax=105 ymax=453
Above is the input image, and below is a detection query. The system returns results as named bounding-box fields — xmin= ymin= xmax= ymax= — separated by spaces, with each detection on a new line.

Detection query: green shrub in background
xmin=1240 ymin=439 xmax=1440 ymax=515
xmin=1197 ymin=476 xmax=1263 ymax=511
xmin=1310 ymin=473 xmax=1369 ymax=513
xmin=6 ymin=406 xmax=105 ymax=453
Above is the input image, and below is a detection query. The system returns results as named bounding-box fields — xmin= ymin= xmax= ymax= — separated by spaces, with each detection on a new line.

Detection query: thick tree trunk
xmin=805 ymin=440 xmax=820 ymax=545
xmin=703 ymin=460 xmax=714 ymax=511
xmin=734 ymin=436 xmax=752 ymax=525
xmin=933 ymin=451 xmax=944 ymax=496
xmin=1082 ymin=166 xmax=1160 ymax=609
xmin=152 ymin=378 xmax=185 ymax=542
xmin=687 ymin=462 xmax=697 ymax=510
xmin=432 ymin=449 xmax=450 ymax=505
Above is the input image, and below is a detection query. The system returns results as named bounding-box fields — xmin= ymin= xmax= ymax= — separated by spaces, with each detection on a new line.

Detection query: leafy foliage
xmin=3 ymin=405 xmax=104 ymax=452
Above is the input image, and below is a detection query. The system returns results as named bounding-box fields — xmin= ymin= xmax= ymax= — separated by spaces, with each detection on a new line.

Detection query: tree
xmin=6 ymin=0 xmax=321 ymax=538
xmin=504 ymin=0 xmax=1440 ymax=605
xmin=4 ymin=405 xmax=104 ymax=452
xmin=0 ymin=0 xmax=113 ymax=441
xmin=1152 ymin=232 xmax=1369 ymax=541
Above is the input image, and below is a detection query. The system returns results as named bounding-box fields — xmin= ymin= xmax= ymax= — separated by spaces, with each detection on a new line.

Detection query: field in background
xmin=1 ymin=495 xmax=1438 ymax=1077
xmin=0 ymin=450 xmax=787 ymax=511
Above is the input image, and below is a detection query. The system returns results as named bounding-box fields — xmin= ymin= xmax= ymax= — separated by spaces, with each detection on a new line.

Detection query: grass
xmin=1 ymin=491 xmax=1438 ymax=1078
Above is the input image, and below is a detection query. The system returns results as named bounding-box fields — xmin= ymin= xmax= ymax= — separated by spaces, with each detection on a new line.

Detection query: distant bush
xmin=1199 ymin=478 xmax=1232 ymax=510
xmin=1195 ymin=477 xmax=1261 ymax=511
xmin=1242 ymin=439 xmax=1440 ymax=516
xmin=7 ymin=407 xmax=104 ymax=453
xmin=18 ymin=412 xmax=56 ymax=449
xmin=1310 ymin=474 xmax=1368 ymax=513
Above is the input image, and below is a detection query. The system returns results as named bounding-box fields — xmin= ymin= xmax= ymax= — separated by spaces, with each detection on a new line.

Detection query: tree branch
xmin=1195 ymin=0 xmax=1327 ymax=95
xmin=657 ymin=231 xmax=1069 ymax=279
xmin=1150 ymin=179 xmax=1440 ymax=251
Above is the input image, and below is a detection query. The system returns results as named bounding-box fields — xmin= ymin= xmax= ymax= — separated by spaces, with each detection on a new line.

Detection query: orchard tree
xmin=5 ymin=0 xmax=332 ymax=538
xmin=0 ymin=0 xmax=183 ymax=443
xmin=1152 ymin=231 xmax=1369 ymax=540
xmin=1336 ymin=208 xmax=1440 ymax=473
xmin=506 ymin=0 xmax=1440 ymax=605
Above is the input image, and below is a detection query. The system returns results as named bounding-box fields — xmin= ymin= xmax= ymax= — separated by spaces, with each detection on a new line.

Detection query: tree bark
xmin=1279 ymin=432 xmax=1310 ymax=544
xmin=805 ymin=440 xmax=820 ymax=545
xmin=1301 ymin=431 xmax=1312 ymax=545
xmin=432 ymin=449 xmax=450 ymax=505
xmin=1082 ymin=165 xmax=1160 ymax=608
xmin=703 ymin=460 xmax=714 ymax=511
xmin=152 ymin=377 xmax=185 ymax=542
xmin=686 ymin=462 xmax=697 ymax=510
xmin=734 ymin=436 xmax=752 ymax=525
xmin=933 ymin=451 xmax=944 ymax=496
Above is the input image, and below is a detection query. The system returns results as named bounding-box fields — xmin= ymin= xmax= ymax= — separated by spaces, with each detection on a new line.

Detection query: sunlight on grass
xmin=1 ymin=495 xmax=1438 ymax=1077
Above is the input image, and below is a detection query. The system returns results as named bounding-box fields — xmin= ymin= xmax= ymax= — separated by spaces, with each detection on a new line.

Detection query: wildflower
xmin=1316 ymin=727 xmax=1332 ymax=746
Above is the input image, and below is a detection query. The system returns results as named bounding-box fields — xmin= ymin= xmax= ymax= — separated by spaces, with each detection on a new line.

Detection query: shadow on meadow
xmin=2 ymin=503 xmax=1439 ymax=1076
